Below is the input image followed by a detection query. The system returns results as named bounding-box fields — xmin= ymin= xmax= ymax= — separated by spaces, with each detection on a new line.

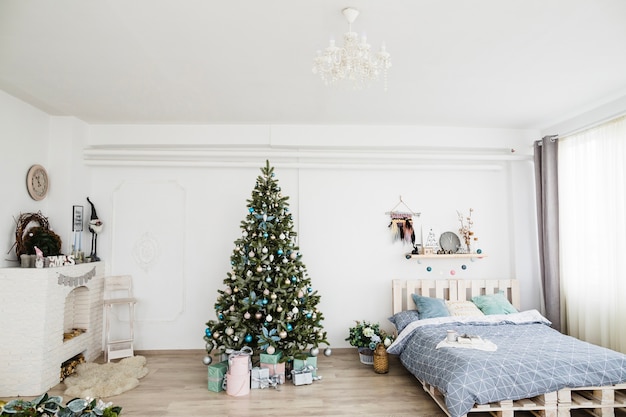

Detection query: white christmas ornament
xmin=249 ymin=251 xmax=255 ymax=257
xmin=262 ymin=247 xmax=268 ymax=254
xmin=279 ymin=233 xmax=286 ymax=240
xmin=277 ymin=306 xmax=283 ymax=312
xmin=266 ymin=346 xmax=276 ymax=355
xmin=292 ymin=307 xmax=299 ymax=314
xmin=279 ymin=331 xmax=288 ymax=339
xmin=244 ymin=312 xmax=251 ymax=319
xmin=225 ymin=327 xmax=234 ymax=335
xmin=310 ymin=347 xmax=319 ymax=357
xmin=242 ymin=231 xmax=248 ymax=237
xmin=266 ymin=314 xmax=273 ymax=322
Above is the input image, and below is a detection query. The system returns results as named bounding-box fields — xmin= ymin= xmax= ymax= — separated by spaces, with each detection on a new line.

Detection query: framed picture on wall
xmin=72 ymin=205 xmax=84 ymax=232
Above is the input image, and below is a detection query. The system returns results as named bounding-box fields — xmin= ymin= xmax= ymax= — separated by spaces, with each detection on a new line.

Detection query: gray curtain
xmin=534 ymin=137 xmax=561 ymax=331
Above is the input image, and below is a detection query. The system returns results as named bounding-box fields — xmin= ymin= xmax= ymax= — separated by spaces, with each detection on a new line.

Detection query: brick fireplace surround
xmin=0 ymin=262 xmax=104 ymax=397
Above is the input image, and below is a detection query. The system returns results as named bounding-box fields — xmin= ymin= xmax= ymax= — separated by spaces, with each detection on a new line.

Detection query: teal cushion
xmin=411 ymin=294 xmax=450 ymax=319
xmin=472 ymin=291 xmax=518 ymax=315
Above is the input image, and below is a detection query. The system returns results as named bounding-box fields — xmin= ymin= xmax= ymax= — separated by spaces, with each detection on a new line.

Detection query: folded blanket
xmin=436 ymin=337 xmax=497 ymax=351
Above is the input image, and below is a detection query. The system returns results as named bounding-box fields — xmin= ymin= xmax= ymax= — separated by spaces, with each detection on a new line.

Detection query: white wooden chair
xmin=103 ymin=275 xmax=137 ymax=362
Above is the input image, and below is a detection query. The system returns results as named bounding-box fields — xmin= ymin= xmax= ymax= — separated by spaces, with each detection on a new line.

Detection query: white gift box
xmin=251 ymin=367 xmax=271 ymax=389
xmin=291 ymin=367 xmax=313 ymax=386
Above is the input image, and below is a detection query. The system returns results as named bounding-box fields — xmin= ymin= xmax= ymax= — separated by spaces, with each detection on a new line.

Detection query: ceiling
xmin=1 ymin=0 xmax=626 ymax=130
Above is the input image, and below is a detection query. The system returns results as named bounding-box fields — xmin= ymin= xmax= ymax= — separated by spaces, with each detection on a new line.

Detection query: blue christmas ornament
xmin=262 ymin=298 xmax=268 ymax=305
xmin=249 ymin=207 xmax=255 ymax=213
xmin=263 ymin=232 xmax=268 ymax=238
xmin=426 ymin=266 xmax=432 ymax=272
xmin=218 ymin=314 xmax=224 ymax=320
xmin=307 ymin=287 xmax=313 ymax=293
xmin=277 ymin=249 xmax=283 ymax=256
xmin=477 ymin=249 xmax=482 ymax=254
xmin=205 ymin=328 xmax=212 ymax=337
xmin=265 ymin=277 xmax=272 ymax=283
xmin=291 ymin=276 xmax=297 ymax=282
xmin=286 ymin=323 xmax=293 ymax=331
xmin=285 ymin=207 xmax=289 ymax=212
xmin=462 ymin=264 xmax=467 ymax=270
xmin=306 ymin=313 xmax=312 ymax=318
xmin=245 ymin=334 xmax=253 ymax=343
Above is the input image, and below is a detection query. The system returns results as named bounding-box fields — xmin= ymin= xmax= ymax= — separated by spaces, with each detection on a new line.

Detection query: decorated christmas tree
xmin=204 ymin=161 xmax=329 ymax=363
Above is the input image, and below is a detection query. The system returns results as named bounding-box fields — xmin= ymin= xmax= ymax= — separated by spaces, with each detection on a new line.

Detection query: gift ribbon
xmin=228 ymin=347 xmax=253 ymax=375
xmin=291 ymin=365 xmax=322 ymax=381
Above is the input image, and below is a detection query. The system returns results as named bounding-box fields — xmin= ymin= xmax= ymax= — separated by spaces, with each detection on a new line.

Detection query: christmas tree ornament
xmin=266 ymin=314 xmax=273 ymax=322
xmin=225 ymin=327 xmax=234 ymax=336
xmin=225 ymin=287 xmax=232 ymax=295
xmin=244 ymin=312 xmax=251 ymax=319
xmin=245 ymin=334 xmax=253 ymax=343
xmin=270 ymin=293 xmax=277 ymax=300
xmin=242 ymin=231 xmax=248 ymax=237
xmin=277 ymin=249 xmax=283 ymax=255
xmin=205 ymin=328 xmax=212 ymax=337
xmin=263 ymin=289 xmax=270 ymax=295
xmin=292 ymin=307 xmax=299 ymax=314
xmin=249 ymin=207 xmax=255 ymax=213
xmin=286 ymin=323 xmax=293 ymax=331
xmin=255 ymin=312 xmax=263 ymax=320
xmin=256 ymin=266 xmax=263 ymax=273
xmin=324 ymin=347 xmax=332 ymax=356
xmin=279 ymin=233 xmax=286 ymax=240
xmin=282 ymin=258 xmax=288 ymax=264
xmin=249 ymin=251 xmax=255 ymax=258
xmin=279 ymin=330 xmax=288 ymax=339
xmin=310 ymin=347 xmax=319 ymax=357
xmin=277 ymin=306 xmax=283 ymax=312
xmin=290 ymin=252 xmax=297 ymax=260
xmin=269 ymin=254 xmax=275 ymax=261
xmin=203 ymin=355 xmax=213 ymax=365
xmin=267 ymin=346 xmax=276 ymax=355
xmin=262 ymin=247 xmax=268 ymax=253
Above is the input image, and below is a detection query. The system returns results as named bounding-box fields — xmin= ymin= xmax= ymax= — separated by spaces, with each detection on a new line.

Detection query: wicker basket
xmin=358 ymin=347 xmax=374 ymax=365
xmin=373 ymin=344 xmax=389 ymax=374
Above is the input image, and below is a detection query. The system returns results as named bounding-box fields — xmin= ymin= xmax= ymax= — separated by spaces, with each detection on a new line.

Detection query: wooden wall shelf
xmin=405 ymin=253 xmax=487 ymax=263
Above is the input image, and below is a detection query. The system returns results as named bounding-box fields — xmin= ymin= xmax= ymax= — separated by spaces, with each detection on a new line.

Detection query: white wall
xmin=0 ymin=90 xmax=543 ymax=351
xmin=83 ymin=124 xmax=540 ymax=350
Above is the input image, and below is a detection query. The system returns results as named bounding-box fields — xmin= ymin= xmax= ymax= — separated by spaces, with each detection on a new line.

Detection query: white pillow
xmin=446 ymin=300 xmax=485 ymax=317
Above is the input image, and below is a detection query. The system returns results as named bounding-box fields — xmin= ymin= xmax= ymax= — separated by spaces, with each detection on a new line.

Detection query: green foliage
xmin=22 ymin=226 xmax=62 ymax=256
xmin=0 ymin=394 xmax=121 ymax=417
xmin=205 ymin=160 xmax=329 ymax=360
xmin=346 ymin=320 xmax=395 ymax=350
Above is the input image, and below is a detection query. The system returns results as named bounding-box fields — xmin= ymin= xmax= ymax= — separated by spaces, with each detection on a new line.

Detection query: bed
xmin=387 ymin=279 xmax=626 ymax=417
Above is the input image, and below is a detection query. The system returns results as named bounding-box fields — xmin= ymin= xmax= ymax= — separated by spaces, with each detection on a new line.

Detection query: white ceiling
xmin=1 ymin=0 xmax=626 ymax=129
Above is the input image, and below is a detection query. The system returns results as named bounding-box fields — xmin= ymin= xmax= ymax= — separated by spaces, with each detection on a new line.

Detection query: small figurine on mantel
xmin=86 ymin=197 xmax=103 ymax=262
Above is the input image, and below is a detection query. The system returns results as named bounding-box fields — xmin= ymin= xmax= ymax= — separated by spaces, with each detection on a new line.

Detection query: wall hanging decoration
xmin=386 ymin=197 xmax=420 ymax=246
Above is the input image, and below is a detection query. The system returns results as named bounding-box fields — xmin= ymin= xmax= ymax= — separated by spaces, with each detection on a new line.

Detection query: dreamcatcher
xmin=386 ymin=197 xmax=420 ymax=245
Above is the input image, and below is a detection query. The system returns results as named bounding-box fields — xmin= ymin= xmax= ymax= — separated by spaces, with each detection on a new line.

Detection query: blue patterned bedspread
xmin=387 ymin=310 xmax=626 ymax=417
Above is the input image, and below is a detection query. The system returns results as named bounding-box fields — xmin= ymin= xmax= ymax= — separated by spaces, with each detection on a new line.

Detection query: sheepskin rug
xmin=64 ymin=355 xmax=149 ymax=398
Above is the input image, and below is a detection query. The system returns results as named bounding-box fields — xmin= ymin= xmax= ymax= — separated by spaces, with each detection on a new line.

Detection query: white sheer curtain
xmin=558 ymin=115 xmax=626 ymax=353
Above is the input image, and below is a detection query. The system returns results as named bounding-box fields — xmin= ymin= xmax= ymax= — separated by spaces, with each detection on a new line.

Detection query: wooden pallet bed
xmin=391 ymin=279 xmax=626 ymax=417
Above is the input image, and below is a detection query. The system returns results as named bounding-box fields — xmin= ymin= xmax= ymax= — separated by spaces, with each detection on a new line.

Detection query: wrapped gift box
xmin=260 ymin=361 xmax=286 ymax=384
xmin=207 ymin=360 xmax=228 ymax=392
xmin=293 ymin=354 xmax=317 ymax=377
xmin=251 ymin=367 xmax=273 ymax=389
xmin=228 ymin=347 xmax=253 ymax=375
xmin=260 ymin=351 xmax=282 ymax=364
xmin=291 ymin=367 xmax=313 ymax=386
xmin=226 ymin=371 xmax=250 ymax=397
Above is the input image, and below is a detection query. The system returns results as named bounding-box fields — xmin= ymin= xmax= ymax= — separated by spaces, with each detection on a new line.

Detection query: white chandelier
xmin=312 ymin=7 xmax=391 ymax=91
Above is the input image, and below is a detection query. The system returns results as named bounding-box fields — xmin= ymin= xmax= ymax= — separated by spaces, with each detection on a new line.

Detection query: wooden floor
xmin=3 ymin=349 xmax=625 ymax=417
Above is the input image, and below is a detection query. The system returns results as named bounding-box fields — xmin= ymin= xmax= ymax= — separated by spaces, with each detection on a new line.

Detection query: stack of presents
xmin=208 ymin=348 xmax=319 ymax=395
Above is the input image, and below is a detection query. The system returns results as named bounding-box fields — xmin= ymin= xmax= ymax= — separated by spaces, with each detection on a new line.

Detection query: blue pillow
xmin=411 ymin=294 xmax=450 ymax=319
xmin=471 ymin=291 xmax=518 ymax=315
xmin=388 ymin=310 xmax=421 ymax=333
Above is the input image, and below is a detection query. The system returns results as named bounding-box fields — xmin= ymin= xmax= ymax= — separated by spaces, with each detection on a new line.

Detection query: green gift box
xmin=207 ymin=360 xmax=228 ymax=392
xmin=293 ymin=354 xmax=317 ymax=377
xmin=259 ymin=351 xmax=282 ymax=364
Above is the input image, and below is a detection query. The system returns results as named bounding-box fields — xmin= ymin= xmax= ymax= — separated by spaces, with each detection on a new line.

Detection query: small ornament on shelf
xmin=457 ymin=208 xmax=478 ymax=253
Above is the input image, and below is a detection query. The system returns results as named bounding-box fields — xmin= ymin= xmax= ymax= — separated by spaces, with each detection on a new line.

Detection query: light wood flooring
xmin=3 ymin=349 xmax=625 ymax=417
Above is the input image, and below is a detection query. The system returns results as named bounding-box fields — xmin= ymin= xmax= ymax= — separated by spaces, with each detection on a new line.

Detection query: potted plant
xmin=345 ymin=320 xmax=394 ymax=365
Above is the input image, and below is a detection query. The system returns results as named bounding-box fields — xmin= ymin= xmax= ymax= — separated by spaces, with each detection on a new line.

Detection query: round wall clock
xmin=26 ymin=164 xmax=49 ymax=201
xmin=439 ymin=231 xmax=461 ymax=253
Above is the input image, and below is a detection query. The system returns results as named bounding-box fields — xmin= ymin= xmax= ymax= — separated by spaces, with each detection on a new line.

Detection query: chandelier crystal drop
xmin=312 ymin=8 xmax=391 ymax=91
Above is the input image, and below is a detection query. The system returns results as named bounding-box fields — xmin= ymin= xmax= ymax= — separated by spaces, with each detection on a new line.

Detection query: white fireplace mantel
xmin=0 ymin=262 xmax=105 ymax=397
